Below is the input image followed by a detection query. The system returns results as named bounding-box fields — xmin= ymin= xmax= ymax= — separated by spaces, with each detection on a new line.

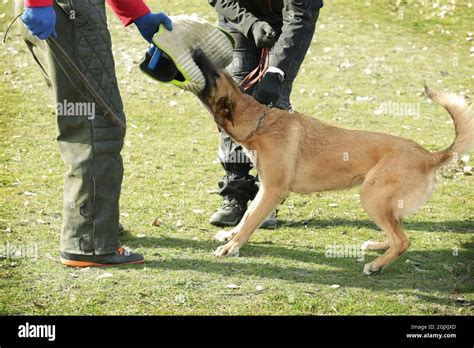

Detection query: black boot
xmin=209 ymin=194 xmax=248 ymax=227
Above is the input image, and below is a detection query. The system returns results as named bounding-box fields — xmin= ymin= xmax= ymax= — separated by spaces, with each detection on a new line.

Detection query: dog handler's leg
xmin=209 ymin=30 xmax=261 ymax=227
xmin=273 ymin=10 xmax=319 ymax=110
xmin=15 ymin=0 xmax=139 ymax=264
xmin=213 ymin=187 xmax=287 ymax=257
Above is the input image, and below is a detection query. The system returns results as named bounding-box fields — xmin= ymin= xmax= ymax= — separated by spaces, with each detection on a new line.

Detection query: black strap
xmin=46 ymin=38 xmax=126 ymax=133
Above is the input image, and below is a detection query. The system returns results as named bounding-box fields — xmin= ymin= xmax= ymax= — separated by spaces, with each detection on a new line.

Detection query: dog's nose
xmin=192 ymin=48 xmax=205 ymax=67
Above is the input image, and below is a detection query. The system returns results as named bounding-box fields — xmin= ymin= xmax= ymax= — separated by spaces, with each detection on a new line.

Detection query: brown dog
xmin=193 ymin=49 xmax=474 ymax=275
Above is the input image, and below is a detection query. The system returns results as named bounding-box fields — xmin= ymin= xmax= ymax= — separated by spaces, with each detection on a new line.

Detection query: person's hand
xmin=135 ymin=12 xmax=172 ymax=43
xmin=21 ymin=6 xmax=57 ymax=40
xmin=254 ymin=72 xmax=283 ymax=105
xmin=251 ymin=21 xmax=276 ymax=48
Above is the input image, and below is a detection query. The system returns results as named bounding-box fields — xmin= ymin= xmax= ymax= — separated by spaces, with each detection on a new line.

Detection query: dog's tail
xmin=425 ymin=86 xmax=474 ymax=167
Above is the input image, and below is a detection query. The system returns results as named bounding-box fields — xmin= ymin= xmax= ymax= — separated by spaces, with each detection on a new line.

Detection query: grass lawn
xmin=0 ymin=0 xmax=473 ymax=315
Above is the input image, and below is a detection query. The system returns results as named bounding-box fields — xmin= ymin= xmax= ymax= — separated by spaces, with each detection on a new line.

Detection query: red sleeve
xmin=106 ymin=0 xmax=151 ymax=27
xmin=24 ymin=0 xmax=53 ymax=6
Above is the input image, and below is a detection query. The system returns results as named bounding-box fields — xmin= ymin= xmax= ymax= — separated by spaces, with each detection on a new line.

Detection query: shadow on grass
xmin=127 ymin=235 xmax=473 ymax=300
xmin=278 ymin=217 xmax=474 ymax=233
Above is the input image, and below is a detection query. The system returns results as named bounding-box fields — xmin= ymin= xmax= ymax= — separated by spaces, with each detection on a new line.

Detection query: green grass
xmin=0 ymin=0 xmax=473 ymax=315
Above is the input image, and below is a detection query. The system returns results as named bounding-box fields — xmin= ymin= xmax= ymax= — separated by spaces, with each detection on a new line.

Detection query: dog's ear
xmin=216 ymin=95 xmax=234 ymax=126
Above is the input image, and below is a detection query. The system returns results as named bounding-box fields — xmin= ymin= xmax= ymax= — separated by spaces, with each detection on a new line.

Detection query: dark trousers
xmin=216 ymin=19 xmax=318 ymax=201
xmin=16 ymin=0 xmax=125 ymax=254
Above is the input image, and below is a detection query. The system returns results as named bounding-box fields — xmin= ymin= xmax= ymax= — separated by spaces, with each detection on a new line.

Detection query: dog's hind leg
xmin=361 ymin=217 xmax=410 ymax=275
xmin=213 ymin=186 xmax=287 ymax=257
xmin=361 ymin=239 xmax=391 ymax=252
xmin=359 ymin=173 xmax=411 ymax=275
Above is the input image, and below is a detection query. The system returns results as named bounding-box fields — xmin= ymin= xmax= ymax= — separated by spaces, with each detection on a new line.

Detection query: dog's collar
xmin=243 ymin=103 xmax=273 ymax=142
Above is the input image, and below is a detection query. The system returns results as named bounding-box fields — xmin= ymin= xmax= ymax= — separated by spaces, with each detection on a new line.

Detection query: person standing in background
xmin=208 ymin=0 xmax=323 ymax=229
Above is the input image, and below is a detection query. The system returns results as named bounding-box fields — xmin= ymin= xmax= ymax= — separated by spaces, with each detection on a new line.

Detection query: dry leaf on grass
xmin=97 ymin=273 xmax=113 ymax=280
xmin=225 ymin=284 xmax=240 ymax=289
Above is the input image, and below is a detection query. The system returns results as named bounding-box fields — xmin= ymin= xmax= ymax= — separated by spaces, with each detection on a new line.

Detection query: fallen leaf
xmin=175 ymin=294 xmax=186 ymax=304
xmin=355 ymin=96 xmax=374 ymax=102
xmin=97 ymin=273 xmax=113 ymax=279
xmin=405 ymin=259 xmax=421 ymax=267
xmin=339 ymin=60 xmax=353 ymax=69
xmin=225 ymin=284 xmax=240 ymax=289
xmin=33 ymin=301 xmax=46 ymax=308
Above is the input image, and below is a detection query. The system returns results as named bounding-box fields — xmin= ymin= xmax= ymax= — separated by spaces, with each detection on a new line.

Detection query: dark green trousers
xmin=16 ymin=0 xmax=126 ymax=254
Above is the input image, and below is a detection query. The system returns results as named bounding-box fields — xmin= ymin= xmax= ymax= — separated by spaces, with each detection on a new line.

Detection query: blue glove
xmin=135 ymin=12 xmax=172 ymax=43
xmin=21 ymin=6 xmax=57 ymax=40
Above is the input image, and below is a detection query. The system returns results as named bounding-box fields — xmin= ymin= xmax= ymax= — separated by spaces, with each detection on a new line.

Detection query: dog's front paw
xmin=213 ymin=241 xmax=240 ymax=258
xmin=363 ymin=262 xmax=381 ymax=276
xmin=214 ymin=230 xmax=236 ymax=242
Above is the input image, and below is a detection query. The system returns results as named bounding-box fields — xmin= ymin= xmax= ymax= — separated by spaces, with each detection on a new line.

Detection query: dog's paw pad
xmin=227 ymin=247 xmax=239 ymax=257
xmin=213 ymin=244 xmax=240 ymax=258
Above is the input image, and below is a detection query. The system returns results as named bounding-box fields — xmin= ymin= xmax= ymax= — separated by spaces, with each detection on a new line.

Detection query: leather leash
xmin=45 ymin=37 xmax=126 ymax=132
xmin=239 ymin=48 xmax=270 ymax=91
xmin=3 ymin=13 xmax=126 ymax=133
